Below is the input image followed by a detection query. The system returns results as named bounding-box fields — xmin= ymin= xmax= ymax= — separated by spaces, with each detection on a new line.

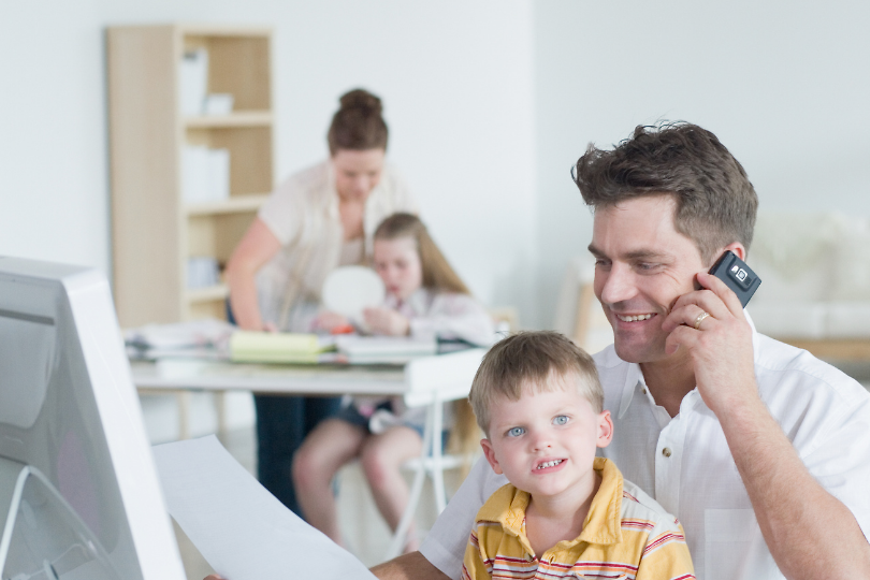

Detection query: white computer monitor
xmin=0 ymin=257 xmax=185 ymax=580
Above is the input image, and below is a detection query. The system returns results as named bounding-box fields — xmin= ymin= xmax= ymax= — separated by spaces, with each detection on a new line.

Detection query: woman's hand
xmin=364 ymin=307 xmax=410 ymax=336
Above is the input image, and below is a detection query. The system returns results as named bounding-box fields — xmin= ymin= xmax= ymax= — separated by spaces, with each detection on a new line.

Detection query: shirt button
xmin=662 ymin=447 xmax=672 ymax=458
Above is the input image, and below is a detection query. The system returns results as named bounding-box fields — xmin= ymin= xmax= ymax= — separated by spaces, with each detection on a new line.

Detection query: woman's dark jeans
xmin=227 ymin=299 xmax=340 ymax=517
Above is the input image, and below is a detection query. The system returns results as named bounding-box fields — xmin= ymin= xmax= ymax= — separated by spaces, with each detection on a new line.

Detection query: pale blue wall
xmin=3 ymin=2 xmax=868 ymax=329
xmin=0 ymin=0 xmax=539 ymax=325
xmin=533 ymin=0 xmax=870 ymax=328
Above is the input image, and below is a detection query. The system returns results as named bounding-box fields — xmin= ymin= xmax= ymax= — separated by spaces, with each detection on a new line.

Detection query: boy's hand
xmin=363 ymin=307 xmax=410 ymax=336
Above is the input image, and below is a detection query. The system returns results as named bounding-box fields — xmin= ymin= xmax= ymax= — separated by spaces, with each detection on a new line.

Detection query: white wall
xmin=0 ymin=3 xmax=110 ymax=273
xmin=533 ymin=0 xmax=870 ymax=328
xmin=0 ymin=0 xmax=539 ymax=327
xmin=3 ymin=1 xmax=868 ymax=335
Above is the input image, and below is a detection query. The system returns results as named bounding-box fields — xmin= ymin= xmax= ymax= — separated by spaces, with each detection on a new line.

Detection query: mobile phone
xmin=707 ymin=250 xmax=761 ymax=307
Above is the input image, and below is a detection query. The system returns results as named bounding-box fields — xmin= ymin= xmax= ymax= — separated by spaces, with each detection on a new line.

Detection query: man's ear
xmin=721 ymin=242 xmax=746 ymax=262
xmin=480 ymin=438 xmax=503 ymax=475
xmin=596 ymin=410 xmax=614 ymax=449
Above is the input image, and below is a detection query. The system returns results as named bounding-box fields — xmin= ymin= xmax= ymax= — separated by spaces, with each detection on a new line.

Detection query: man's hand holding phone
xmin=661 ymin=250 xmax=760 ymax=417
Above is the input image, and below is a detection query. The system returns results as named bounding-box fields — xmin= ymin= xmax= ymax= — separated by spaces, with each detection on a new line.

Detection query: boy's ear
xmin=596 ymin=410 xmax=614 ymax=449
xmin=480 ymin=438 xmax=503 ymax=475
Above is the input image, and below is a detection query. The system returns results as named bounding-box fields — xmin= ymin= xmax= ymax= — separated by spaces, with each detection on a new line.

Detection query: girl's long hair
xmin=373 ymin=213 xmax=470 ymax=295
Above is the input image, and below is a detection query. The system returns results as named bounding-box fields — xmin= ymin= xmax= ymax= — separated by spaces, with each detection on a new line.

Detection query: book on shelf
xmin=187 ymin=257 xmax=220 ymax=288
xmin=180 ymin=48 xmax=208 ymax=116
xmin=183 ymin=146 xmax=230 ymax=204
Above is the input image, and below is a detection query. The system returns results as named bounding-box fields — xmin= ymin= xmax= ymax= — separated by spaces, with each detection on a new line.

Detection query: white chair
xmin=382 ymin=308 xmax=519 ymax=558
xmin=553 ymin=256 xmax=613 ymax=352
xmin=383 ymin=348 xmax=485 ymax=560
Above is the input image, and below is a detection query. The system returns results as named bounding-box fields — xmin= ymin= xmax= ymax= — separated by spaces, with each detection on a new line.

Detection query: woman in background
xmin=224 ymin=89 xmax=417 ymax=516
xmin=294 ymin=213 xmax=495 ymax=552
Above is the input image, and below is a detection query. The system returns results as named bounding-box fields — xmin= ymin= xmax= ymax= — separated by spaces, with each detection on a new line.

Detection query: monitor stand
xmin=0 ymin=456 xmax=121 ymax=580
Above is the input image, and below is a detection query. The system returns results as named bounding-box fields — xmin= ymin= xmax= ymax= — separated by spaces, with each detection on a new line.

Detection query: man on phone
xmin=374 ymin=122 xmax=870 ymax=580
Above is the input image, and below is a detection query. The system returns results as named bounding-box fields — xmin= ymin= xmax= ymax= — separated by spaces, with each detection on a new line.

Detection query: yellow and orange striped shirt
xmin=461 ymin=458 xmax=694 ymax=580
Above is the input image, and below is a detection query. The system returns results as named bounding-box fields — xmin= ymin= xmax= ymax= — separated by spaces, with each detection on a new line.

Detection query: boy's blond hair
xmin=469 ymin=331 xmax=603 ymax=435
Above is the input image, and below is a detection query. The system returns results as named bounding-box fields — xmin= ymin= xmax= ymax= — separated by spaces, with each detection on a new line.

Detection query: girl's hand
xmin=313 ymin=311 xmax=351 ymax=333
xmin=363 ymin=307 xmax=410 ymax=336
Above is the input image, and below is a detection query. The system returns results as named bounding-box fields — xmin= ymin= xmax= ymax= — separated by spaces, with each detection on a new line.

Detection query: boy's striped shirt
xmin=461 ymin=458 xmax=695 ymax=579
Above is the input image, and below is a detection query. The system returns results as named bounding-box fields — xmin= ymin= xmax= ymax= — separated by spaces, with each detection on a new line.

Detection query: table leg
xmin=214 ymin=390 xmax=228 ymax=439
xmin=384 ymin=400 xmax=434 ymax=560
xmin=177 ymin=390 xmax=191 ymax=440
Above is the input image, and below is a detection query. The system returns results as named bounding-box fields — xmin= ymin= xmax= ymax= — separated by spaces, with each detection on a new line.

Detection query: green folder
xmin=229 ymin=331 xmax=335 ymax=364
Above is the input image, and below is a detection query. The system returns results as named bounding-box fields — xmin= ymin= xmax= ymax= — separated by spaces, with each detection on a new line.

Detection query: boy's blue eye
xmin=507 ymin=427 xmax=525 ymax=437
xmin=553 ymin=415 xmax=569 ymax=426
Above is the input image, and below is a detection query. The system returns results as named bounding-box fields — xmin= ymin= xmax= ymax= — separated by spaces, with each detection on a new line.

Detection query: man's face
xmin=588 ymin=195 xmax=707 ymax=365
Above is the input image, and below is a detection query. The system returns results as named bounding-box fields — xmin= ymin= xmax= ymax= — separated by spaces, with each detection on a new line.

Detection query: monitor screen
xmin=0 ymin=257 xmax=185 ymax=580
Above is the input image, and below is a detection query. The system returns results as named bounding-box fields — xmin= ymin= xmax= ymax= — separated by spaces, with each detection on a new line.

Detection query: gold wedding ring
xmin=694 ymin=311 xmax=711 ymax=330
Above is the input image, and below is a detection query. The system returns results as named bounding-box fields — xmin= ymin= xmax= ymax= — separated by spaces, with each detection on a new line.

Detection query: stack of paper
xmin=125 ymin=319 xmax=234 ymax=360
xmin=229 ymin=331 xmax=336 ymax=364
xmin=126 ymin=319 xmax=234 ymax=349
xmin=335 ymin=335 xmax=437 ymax=364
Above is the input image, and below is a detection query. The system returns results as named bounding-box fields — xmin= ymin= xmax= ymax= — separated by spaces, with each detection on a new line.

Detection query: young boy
xmin=463 ymin=331 xmax=694 ymax=580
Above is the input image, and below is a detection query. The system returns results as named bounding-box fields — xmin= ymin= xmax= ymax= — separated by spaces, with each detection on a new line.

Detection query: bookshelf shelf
xmin=185 ymin=193 xmax=270 ymax=216
xmin=186 ymin=284 xmax=230 ymax=303
xmin=184 ymin=110 xmax=273 ymax=128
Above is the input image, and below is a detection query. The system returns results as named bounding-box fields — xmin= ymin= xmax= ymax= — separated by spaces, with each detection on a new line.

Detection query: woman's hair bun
xmin=339 ymin=88 xmax=383 ymax=116
xmin=328 ymin=88 xmax=388 ymax=153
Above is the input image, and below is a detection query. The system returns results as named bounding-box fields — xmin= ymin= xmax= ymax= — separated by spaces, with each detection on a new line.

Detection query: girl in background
xmin=293 ymin=212 xmax=494 ymax=552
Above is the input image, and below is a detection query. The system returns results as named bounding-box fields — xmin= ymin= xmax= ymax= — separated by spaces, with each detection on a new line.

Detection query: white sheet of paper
xmin=152 ymin=435 xmax=378 ymax=580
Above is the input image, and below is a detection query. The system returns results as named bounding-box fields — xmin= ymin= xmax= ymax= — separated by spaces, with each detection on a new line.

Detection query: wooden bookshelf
xmin=107 ymin=24 xmax=274 ymax=327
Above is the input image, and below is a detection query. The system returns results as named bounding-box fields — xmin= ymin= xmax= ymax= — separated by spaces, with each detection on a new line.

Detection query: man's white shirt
xmin=420 ymin=317 xmax=870 ymax=580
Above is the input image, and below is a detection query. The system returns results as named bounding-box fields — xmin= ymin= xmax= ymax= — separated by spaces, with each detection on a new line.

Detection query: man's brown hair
xmin=573 ymin=121 xmax=758 ymax=264
xmin=469 ymin=331 xmax=602 ymax=435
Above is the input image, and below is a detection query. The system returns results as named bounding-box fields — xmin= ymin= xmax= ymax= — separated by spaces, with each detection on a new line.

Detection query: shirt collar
xmin=616 ymin=310 xmax=760 ymax=420
xmin=384 ymin=288 xmax=430 ymax=315
xmin=479 ymin=457 xmax=625 ymax=552
xmin=576 ymin=457 xmax=624 ymax=545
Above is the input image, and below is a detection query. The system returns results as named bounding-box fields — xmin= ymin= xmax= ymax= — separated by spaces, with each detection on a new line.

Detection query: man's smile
xmin=615 ymin=313 xmax=654 ymax=322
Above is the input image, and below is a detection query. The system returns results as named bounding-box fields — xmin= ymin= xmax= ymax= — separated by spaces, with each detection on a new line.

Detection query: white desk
xmin=132 ymin=358 xmax=408 ymax=396
xmin=130 ymin=347 xmax=486 ymax=559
